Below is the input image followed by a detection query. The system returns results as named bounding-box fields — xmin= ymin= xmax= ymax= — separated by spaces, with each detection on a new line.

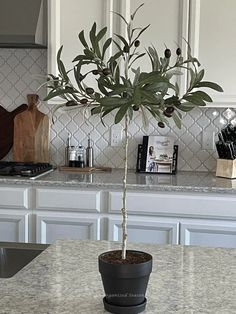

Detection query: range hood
xmin=0 ymin=0 xmax=47 ymax=48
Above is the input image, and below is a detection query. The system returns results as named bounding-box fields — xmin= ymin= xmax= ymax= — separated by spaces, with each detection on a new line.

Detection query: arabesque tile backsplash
xmin=1 ymin=48 xmax=235 ymax=172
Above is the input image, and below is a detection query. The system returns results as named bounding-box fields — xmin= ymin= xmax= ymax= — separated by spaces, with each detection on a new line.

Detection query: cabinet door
xmin=118 ymin=0 xmax=189 ymax=92
xmin=189 ymin=0 xmax=236 ymax=105
xmin=108 ymin=216 xmax=179 ymax=244
xmin=36 ymin=212 xmax=100 ymax=244
xmin=48 ymin=0 xmax=189 ymax=99
xmin=48 ymin=0 xmax=107 ymax=96
xmin=180 ymin=220 xmax=236 ymax=248
xmin=0 ymin=210 xmax=29 ymax=242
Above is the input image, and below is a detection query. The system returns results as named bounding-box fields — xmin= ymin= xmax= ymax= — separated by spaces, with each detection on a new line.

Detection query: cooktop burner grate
xmin=0 ymin=162 xmax=53 ymax=178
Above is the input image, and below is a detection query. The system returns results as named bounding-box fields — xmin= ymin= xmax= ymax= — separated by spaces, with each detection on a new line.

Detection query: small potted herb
xmin=44 ymin=4 xmax=222 ymax=313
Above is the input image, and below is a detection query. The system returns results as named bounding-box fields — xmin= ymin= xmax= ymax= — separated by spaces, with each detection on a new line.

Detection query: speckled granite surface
xmin=0 ymin=240 xmax=236 ymax=313
xmin=0 ymin=169 xmax=236 ymax=194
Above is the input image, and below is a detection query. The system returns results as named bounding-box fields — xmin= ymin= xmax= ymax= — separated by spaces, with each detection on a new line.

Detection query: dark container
xmin=98 ymin=250 xmax=152 ymax=314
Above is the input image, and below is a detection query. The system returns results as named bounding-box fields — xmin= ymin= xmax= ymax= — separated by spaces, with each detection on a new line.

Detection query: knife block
xmin=216 ymin=159 xmax=236 ymax=179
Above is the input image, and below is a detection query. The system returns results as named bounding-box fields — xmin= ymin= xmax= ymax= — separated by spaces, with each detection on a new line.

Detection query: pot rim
xmin=98 ymin=249 xmax=152 ymax=265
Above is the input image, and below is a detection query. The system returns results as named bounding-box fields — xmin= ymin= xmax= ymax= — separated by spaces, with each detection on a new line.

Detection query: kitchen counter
xmin=0 ymin=239 xmax=236 ymax=313
xmin=0 ymin=169 xmax=236 ymax=194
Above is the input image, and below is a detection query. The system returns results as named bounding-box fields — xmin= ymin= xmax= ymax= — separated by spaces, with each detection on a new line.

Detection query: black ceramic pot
xmin=98 ymin=250 xmax=152 ymax=314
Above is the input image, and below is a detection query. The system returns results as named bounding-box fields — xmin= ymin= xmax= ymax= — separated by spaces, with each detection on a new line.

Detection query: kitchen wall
xmin=1 ymin=48 xmax=235 ymax=172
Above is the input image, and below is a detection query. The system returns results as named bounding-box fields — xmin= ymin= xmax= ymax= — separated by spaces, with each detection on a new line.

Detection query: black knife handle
xmin=221 ymin=129 xmax=228 ymax=142
xmin=215 ymin=141 xmax=228 ymax=159
xmin=218 ymin=132 xmax=224 ymax=143
xmin=226 ymin=141 xmax=235 ymax=160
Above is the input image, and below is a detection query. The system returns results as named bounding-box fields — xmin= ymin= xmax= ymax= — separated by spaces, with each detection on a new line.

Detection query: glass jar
xmin=68 ymin=146 xmax=77 ymax=167
xmin=77 ymin=145 xmax=85 ymax=168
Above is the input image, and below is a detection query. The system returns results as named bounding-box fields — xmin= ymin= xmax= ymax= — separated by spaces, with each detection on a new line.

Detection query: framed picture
xmin=136 ymin=136 xmax=178 ymax=174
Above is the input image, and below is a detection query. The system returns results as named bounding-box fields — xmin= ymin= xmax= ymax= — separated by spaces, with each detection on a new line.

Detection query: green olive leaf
xmin=102 ymin=37 xmax=112 ymax=59
xmin=114 ymin=34 xmax=129 ymax=50
xmin=44 ymin=88 xmax=76 ymax=101
xmin=196 ymin=81 xmax=223 ymax=92
xmin=131 ymin=24 xmax=150 ymax=46
xmin=183 ymin=94 xmax=206 ymax=106
xmin=131 ymin=3 xmax=144 ymax=20
xmin=172 ymin=112 xmax=182 ymax=129
xmin=115 ymin=103 xmax=131 ymax=124
xmin=178 ymin=102 xmax=196 ymax=112
xmin=78 ymin=30 xmax=88 ymax=48
xmin=99 ymin=97 xmax=128 ymax=107
xmin=190 ymin=91 xmax=213 ymax=102
xmin=96 ymin=26 xmax=107 ymax=42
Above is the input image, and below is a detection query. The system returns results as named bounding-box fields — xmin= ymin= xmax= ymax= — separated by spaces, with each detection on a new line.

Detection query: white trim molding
xmin=47 ymin=0 xmax=60 ymax=76
xmin=105 ymin=0 xmax=114 ymax=57
xmin=178 ymin=0 xmax=190 ymax=96
xmin=188 ymin=0 xmax=200 ymax=58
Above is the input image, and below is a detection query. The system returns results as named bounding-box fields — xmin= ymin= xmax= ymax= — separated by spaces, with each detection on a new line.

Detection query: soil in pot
xmin=99 ymin=250 xmax=152 ymax=314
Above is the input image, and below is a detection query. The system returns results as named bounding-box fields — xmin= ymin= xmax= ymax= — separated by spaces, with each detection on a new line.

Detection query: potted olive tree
xmin=44 ymin=4 xmax=222 ymax=314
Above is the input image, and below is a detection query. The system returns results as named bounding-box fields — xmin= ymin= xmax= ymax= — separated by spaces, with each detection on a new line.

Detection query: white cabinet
xmin=48 ymin=0 xmax=106 ymax=92
xmin=108 ymin=216 xmax=179 ymax=245
xmin=180 ymin=220 xmax=236 ymax=248
xmin=129 ymin=0 xmax=187 ymax=49
xmin=0 ymin=186 xmax=30 ymax=209
xmin=108 ymin=190 xmax=236 ymax=219
xmin=36 ymin=211 xmax=100 ymax=244
xmin=109 ymin=190 xmax=236 ymax=247
xmin=0 ymin=186 xmax=30 ymax=242
xmin=48 ymin=0 xmax=189 ymax=98
xmin=127 ymin=0 xmax=188 ymax=91
xmin=35 ymin=188 xmax=102 ymax=243
xmin=35 ymin=188 xmax=101 ymax=212
xmin=1 ymin=183 xmax=236 ymax=248
xmin=48 ymin=0 xmax=236 ymax=106
xmin=0 ymin=210 xmax=29 ymax=242
xmin=189 ymin=0 xmax=236 ymax=106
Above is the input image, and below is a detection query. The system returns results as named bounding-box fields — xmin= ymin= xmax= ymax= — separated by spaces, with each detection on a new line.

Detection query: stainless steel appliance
xmin=0 ymin=161 xmax=53 ymax=179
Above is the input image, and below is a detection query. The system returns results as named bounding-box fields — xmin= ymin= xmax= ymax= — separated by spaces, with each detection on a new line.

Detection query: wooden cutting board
xmin=59 ymin=166 xmax=112 ymax=172
xmin=13 ymin=94 xmax=50 ymax=163
xmin=0 ymin=104 xmax=28 ymax=160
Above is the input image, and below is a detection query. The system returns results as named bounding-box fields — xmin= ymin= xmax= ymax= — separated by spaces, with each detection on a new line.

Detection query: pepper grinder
xmin=86 ymin=133 xmax=94 ymax=167
xmin=77 ymin=144 xmax=85 ymax=168
xmin=65 ymin=133 xmax=71 ymax=166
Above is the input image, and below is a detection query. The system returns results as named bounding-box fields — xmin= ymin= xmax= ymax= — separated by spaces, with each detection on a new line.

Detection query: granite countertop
xmin=0 ymin=240 xmax=236 ymax=314
xmin=0 ymin=169 xmax=236 ymax=194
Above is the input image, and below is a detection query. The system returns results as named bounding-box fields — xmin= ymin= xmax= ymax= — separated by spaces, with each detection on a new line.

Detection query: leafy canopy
xmin=45 ymin=3 xmax=223 ymax=129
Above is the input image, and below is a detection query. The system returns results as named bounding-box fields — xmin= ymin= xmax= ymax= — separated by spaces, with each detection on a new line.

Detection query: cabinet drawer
xmin=0 ymin=186 xmax=29 ymax=209
xmin=35 ymin=188 xmax=101 ymax=212
xmin=108 ymin=191 xmax=236 ymax=218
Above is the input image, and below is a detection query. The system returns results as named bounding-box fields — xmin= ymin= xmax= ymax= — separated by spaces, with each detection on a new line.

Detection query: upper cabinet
xmin=189 ymin=0 xmax=236 ymax=106
xmin=47 ymin=0 xmax=189 ymax=102
xmin=48 ymin=0 xmax=107 ymax=80
xmin=47 ymin=0 xmax=236 ymax=107
xmin=119 ymin=0 xmax=189 ymax=95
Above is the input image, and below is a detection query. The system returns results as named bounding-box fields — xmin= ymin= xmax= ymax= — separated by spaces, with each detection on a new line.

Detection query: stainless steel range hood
xmin=0 ymin=0 xmax=47 ymax=48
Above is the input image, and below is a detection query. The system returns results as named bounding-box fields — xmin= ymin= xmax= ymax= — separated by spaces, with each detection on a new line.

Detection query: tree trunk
xmin=121 ymin=114 xmax=129 ymax=259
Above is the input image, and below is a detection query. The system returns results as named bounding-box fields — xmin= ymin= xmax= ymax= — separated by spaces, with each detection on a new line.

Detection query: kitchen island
xmin=0 ymin=239 xmax=236 ymax=313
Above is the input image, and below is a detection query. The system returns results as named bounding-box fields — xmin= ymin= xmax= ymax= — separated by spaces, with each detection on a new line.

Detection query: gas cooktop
xmin=0 ymin=161 xmax=54 ymax=179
